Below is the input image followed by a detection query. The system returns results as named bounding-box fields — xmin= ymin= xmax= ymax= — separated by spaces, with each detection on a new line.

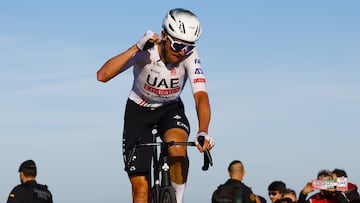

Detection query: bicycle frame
xmin=147 ymin=133 xmax=196 ymax=202
xmin=125 ymin=129 xmax=212 ymax=203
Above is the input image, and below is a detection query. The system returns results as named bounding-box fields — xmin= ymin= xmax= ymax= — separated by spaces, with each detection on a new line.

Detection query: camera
xmin=311 ymin=177 xmax=348 ymax=191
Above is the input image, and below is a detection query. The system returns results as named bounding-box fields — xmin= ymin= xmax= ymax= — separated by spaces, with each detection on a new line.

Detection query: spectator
xmin=268 ymin=181 xmax=287 ymax=203
xmin=259 ymin=195 xmax=268 ymax=203
xmin=212 ymin=160 xmax=260 ymax=203
xmin=298 ymin=169 xmax=350 ymax=203
xmin=332 ymin=168 xmax=360 ymax=202
xmin=276 ymin=188 xmax=297 ymax=203
xmin=7 ymin=160 xmax=53 ymax=203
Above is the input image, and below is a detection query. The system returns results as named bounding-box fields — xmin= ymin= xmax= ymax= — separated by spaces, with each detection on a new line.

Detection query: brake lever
xmin=197 ymin=136 xmax=213 ymax=171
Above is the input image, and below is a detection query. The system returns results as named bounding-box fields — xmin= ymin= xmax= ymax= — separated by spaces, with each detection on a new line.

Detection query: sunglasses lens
xmin=269 ymin=192 xmax=278 ymax=196
xmin=172 ymin=42 xmax=186 ymax=52
xmin=183 ymin=45 xmax=194 ymax=54
xmin=173 ymin=43 xmax=194 ymax=54
xmin=168 ymin=35 xmax=194 ymax=53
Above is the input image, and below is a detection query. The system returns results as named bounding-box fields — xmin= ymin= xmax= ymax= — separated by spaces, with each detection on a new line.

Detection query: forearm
xmin=97 ymin=44 xmax=139 ymax=82
xmin=194 ymin=91 xmax=211 ymax=133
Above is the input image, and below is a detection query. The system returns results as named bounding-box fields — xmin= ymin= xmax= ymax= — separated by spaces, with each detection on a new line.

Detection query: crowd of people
xmin=212 ymin=160 xmax=360 ymax=203
xmin=6 ymin=159 xmax=359 ymax=203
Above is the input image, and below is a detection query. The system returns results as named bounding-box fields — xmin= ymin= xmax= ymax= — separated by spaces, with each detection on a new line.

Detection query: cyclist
xmin=97 ymin=8 xmax=214 ymax=203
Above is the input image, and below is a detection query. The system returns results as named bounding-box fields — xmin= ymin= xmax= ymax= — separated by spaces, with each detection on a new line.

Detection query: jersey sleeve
xmin=7 ymin=186 xmax=25 ymax=203
xmin=183 ymin=48 xmax=207 ymax=94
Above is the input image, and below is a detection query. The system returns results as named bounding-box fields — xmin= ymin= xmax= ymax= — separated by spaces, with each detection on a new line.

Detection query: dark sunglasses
xmin=167 ymin=34 xmax=195 ymax=54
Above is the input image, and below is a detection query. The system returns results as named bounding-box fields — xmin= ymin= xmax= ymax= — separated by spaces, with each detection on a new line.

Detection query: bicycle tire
xmin=160 ymin=186 xmax=177 ymax=203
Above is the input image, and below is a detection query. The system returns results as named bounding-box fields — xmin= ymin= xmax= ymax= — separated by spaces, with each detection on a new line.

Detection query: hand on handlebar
xmin=195 ymin=132 xmax=214 ymax=171
xmin=194 ymin=132 xmax=214 ymax=152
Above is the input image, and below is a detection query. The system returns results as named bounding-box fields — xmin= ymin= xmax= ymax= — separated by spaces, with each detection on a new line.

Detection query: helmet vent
xmin=178 ymin=21 xmax=185 ymax=34
xmin=168 ymin=24 xmax=175 ymax=32
xmin=170 ymin=13 xmax=176 ymax=21
xmin=194 ymin=26 xmax=200 ymax=37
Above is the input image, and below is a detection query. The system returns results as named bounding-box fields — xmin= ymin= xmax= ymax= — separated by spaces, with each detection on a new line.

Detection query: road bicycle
xmin=126 ymin=127 xmax=213 ymax=203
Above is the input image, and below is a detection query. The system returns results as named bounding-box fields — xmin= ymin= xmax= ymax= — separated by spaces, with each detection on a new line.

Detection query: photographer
xmin=298 ymin=170 xmax=349 ymax=203
xmin=332 ymin=168 xmax=360 ymax=202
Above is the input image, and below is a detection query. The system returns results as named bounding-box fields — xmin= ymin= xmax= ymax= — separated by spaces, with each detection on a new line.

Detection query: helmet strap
xmin=160 ymin=40 xmax=168 ymax=65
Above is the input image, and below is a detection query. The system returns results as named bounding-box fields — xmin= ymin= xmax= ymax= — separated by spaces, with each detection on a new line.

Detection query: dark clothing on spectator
xmin=345 ymin=182 xmax=360 ymax=202
xmin=212 ymin=178 xmax=257 ymax=203
xmin=7 ymin=180 xmax=53 ymax=203
xmin=298 ymin=191 xmax=349 ymax=203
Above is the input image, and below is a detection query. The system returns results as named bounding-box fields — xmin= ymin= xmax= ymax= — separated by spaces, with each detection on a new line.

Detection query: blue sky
xmin=1 ymin=1 xmax=359 ymax=202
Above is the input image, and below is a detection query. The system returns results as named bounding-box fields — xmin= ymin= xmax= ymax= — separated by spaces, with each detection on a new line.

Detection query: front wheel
xmin=160 ymin=186 xmax=177 ymax=203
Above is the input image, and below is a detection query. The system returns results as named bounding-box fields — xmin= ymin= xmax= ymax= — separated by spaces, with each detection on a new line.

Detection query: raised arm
xmin=97 ymin=45 xmax=139 ymax=82
xmin=97 ymin=30 xmax=160 ymax=82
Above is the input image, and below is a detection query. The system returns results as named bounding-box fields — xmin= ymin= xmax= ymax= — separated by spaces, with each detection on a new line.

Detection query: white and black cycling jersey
xmin=122 ymin=44 xmax=207 ymax=108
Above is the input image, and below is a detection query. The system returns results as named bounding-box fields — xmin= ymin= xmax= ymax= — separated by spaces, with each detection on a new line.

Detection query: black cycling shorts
xmin=122 ymin=98 xmax=190 ymax=177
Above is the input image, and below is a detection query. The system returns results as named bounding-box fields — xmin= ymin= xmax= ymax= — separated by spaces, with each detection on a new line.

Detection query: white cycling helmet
xmin=162 ymin=8 xmax=202 ymax=43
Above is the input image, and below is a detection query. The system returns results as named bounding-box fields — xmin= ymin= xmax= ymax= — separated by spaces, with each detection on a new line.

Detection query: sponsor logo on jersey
xmin=145 ymin=75 xmax=181 ymax=95
xmin=150 ymin=69 xmax=160 ymax=74
xmin=195 ymin=68 xmax=203 ymax=74
xmin=146 ymin=75 xmax=180 ymax=88
xmin=194 ymin=59 xmax=201 ymax=64
xmin=193 ymin=78 xmax=206 ymax=84
xmin=144 ymin=83 xmax=181 ymax=95
xmin=173 ymin=115 xmax=182 ymax=119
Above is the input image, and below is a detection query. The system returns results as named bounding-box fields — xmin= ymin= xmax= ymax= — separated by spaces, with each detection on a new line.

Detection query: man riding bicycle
xmin=97 ymin=8 xmax=214 ymax=203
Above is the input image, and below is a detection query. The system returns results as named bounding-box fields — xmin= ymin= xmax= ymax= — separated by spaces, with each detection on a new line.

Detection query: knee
xmin=169 ymin=146 xmax=187 ymax=157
